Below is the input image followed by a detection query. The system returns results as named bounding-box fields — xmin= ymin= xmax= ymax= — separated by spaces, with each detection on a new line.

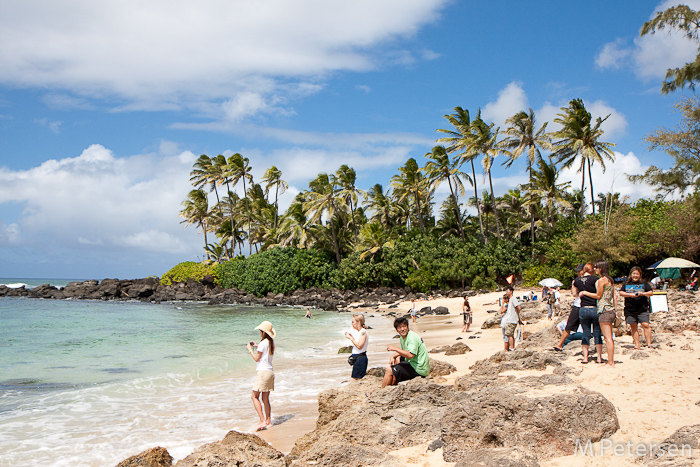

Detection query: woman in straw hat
xmin=246 ymin=320 xmax=276 ymax=431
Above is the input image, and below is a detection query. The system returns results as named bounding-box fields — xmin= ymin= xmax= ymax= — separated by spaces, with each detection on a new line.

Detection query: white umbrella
xmin=651 ymin=257 xmax=700 ymax=269
xmin=539 ymin=278 xmax=563 ymax=288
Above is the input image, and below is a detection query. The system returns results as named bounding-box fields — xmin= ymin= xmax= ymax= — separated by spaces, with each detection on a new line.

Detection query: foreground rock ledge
xmin=116 ymin=351 xmax=622 ymax=467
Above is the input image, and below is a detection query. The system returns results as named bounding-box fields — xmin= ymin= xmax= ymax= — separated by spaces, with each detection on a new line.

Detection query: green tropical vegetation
xmin=170 ymin=4 xmax=700 ymax=295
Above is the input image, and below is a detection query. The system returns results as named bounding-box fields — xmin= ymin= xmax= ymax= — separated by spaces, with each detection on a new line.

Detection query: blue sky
xmin=0 ymin=0 xmax=697 ymax=280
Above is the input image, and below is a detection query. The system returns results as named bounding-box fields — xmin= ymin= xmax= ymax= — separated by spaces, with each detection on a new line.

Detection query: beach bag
xmin=547 ymin=293 xmax=556 ymax=305
xmin=348 ymin=354 xmax=358 ymax=365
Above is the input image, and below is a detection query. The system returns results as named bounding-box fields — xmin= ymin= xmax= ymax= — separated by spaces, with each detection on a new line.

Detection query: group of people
xmin=552 ymin=261 xmax=654 ymax=367
xmin=245 ymin=310 xmax=431 ymax=431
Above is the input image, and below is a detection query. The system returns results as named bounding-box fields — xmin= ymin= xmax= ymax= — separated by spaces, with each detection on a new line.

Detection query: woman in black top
xmin=575 ymin=263 xmax=603 ymax=364
xmin=619 ymin=266 xmax=653 ymax=349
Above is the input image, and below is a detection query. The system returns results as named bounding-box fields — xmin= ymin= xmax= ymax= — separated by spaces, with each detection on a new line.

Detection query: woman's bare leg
xmin=261 ymin=391 xmax=272 ymax=426
xmin=600 ymin=322 xmax=615 ymax=367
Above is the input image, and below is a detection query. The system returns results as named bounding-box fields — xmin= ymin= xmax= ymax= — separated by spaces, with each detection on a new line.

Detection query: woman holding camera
xmin=246 ymin=320 xmax=276 ymax=431
xmin=619 ymin=266 xmax=653 ymax=349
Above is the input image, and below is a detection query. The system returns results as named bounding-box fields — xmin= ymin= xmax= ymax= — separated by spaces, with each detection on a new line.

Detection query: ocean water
xmin=0 ymin=292 xmax=392 ymax=467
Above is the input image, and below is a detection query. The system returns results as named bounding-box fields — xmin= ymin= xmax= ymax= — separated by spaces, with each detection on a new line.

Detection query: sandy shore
xmin=257 ymin=289 xmax=700 ymax=465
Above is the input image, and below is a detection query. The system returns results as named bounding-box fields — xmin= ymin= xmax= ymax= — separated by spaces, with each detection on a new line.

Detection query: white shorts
xmin=253 ymin=370 xmax=274 ymax=392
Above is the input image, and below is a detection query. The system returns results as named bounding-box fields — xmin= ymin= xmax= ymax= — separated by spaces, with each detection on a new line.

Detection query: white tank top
xmin=350 ymin=328 xmax=369 ymax=354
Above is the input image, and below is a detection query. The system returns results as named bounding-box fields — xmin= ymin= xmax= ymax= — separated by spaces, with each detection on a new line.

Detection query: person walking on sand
xmin=501 ymin=287 xmax=521 ymax=351
xmin=409 ymin=298 xmax=417 ymax=323
xmin=619 ymin=266 xmax=653 ymax=349
xmin=574 ymin=263 xmax=603 ymax=364
xmin=246 ymin=320 xmax=276 ymax=431
xmin=382 ymin=317 xmax=430 ymax=388
xmin=461 ymin=296 xmax=472 ymax=332
xmin=345 ymin=314 xmax=369 ymax=380
xmin=580 ymin=261 xmax=618 ymax=367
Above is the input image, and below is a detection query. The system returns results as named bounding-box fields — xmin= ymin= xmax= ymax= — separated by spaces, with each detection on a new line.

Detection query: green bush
xmin=160 ymin=261 xmax=218 ymax=286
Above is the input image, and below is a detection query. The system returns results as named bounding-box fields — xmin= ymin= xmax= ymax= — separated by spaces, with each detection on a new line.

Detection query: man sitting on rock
xmin=382 ymin=317 xmax=430 ymax=388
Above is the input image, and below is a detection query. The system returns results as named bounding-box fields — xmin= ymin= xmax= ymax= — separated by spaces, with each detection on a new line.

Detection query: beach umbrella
xmin=648 ymin=257 xmax=700 ymax=280
xmin=538 ymin=278 xmax=563 ymax=288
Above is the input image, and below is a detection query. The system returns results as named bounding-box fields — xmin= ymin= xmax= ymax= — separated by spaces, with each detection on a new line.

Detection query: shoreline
xmin=168 ymin=288 xmax=700 ymax=466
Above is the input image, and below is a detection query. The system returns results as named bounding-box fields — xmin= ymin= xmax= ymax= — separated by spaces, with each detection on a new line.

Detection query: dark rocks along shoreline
xmin=0 ymin=276 xmax=476 ymax=311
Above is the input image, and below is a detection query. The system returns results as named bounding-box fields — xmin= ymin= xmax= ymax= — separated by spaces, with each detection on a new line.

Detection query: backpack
xmin=547 ymin=292 xmax=557 ymax=305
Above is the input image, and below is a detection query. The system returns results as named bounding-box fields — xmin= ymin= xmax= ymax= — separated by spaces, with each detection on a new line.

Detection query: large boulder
xmin=174 ymin=430 xmax=286 ymax=467
xmin=117 ymin=446 xmax=172 ymax=467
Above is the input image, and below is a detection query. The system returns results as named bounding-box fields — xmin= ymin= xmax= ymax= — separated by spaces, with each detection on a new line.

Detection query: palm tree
xmin=180 ymin=189 xmax=211 ymax=259
xmin=469 ymin=112 xmax=502 ymax=238
xmin=276 ymin=193 xmax=315 ymax=249
xmin=501 ymin=109 xmax=550 ymax=256
xmin=190 ymin=155 xmax=223 ymax=217
xmin=334 ymin=165 xmax=364 ymax=244
xmin=261 ymin=166 xmax=288 ymax=231
xmin=355 ymin=221 xmax=396 ymax=261
xmin=499 ymin=188 xmax=527 ymax=239
xmin=390 ymin=158 xmax=431 ymax=233
xmin=225 ymin=153 xmax=254 ymax=253
xmin=551 ymin=98 xmax=615 ymax=216
xmin=529 ymin=158 xmax=572 ymax=229
xmin=304 ymin=173 xmax=345 ymax=263
xmin=424 ymin=145 xmax=471 ymax=240
xmin=363 ymin=183 xmax=396 ymax=229
xmin=437 ymin=107 xmax=485 ymax=238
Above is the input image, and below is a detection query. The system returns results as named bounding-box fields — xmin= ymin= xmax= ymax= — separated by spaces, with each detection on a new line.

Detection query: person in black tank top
xmin=574 ymin=263 xmax=603 ymax=364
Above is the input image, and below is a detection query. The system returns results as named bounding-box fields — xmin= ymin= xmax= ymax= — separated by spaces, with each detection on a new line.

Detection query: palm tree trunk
xmin=487 ymin=169 xmax=501 ymax=238
xmin=202 ymin=220 xmax=210 ymax=260
xmin=243 ymin=177 xmax=252 ymax=255
xmin=330 ymin=221 xmax=341 ymax=264
xmin=414 ymin=189 xmax=425 ymax=232
xmin=274 ymin=184 xmax=279 ymax=231
xmin=529 ymin=159 xmax=535 ymax=259
xmin=470 ymin=160 xmax=486 ymax=241
xmin=447 ymin=177 xmax=465 ymax=240
xmin=588 ymin=159 xmax=595 ymax=215
xmin=580 ymin=166 xmax=586 ymax=217
xmin=349 ymin=198 xmax=359 ymax=244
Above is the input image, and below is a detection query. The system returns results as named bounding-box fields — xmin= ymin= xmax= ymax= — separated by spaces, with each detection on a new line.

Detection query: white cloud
xmin=558 ymin=151 xmax=656 ymax=206
xmin=0 ymin=0 xmax=447 ymax=116
xmin=35 ymin=118 xmax=62 ymax=134
xmin=597 ymin=0 xmax=700 ymax=81
xmin=482 ymin=81 xmax=529 ymax=128
xmin=0 ymin=221 xmax=21 ymax=245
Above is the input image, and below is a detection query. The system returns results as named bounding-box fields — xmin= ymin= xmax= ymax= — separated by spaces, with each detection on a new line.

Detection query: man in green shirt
xmin=382 ymin=317 xmax=431 ymax=388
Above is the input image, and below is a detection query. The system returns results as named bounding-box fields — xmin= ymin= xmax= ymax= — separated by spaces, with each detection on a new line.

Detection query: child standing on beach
xmin=246 ymin=320 xmax=276 ymax=431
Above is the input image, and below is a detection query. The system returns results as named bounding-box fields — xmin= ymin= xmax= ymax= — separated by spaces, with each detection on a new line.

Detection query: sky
xmin=0 ymin=0 xmax=698 ymax=280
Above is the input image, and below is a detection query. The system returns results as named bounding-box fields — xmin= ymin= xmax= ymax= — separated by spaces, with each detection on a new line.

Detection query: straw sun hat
xmin=254 ymin=320 xmax=276 ymax=338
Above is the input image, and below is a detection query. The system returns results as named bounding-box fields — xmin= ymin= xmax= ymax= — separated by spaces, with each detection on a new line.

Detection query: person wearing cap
xmin=247 ymin=320 xmax=276 ymax=431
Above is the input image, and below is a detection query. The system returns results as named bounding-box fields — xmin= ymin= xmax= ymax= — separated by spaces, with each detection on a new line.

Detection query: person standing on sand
xmin=409 ymin=298 xmax=417 ymax=323
xmin=553 ymin=264 xmax=584 ymax=351
xmin=580 ymin=261 xmax=618 ymax=367
xmin=575 ymin=263 xmax=603 ymax=364
xmin=461 ymin=296 xmax=472 ymax=332
xmin=345 ymin=314 xmax=369 ymax=380
xmin=619 ymin=266 xmax=653 ymax=349
xmin=382 ymin=317 xmax=430 ymax=388
xmin=501 ymin=287 xmax=521 ymax=351
xmin=246 ymin=320 xmax=276 ymax=431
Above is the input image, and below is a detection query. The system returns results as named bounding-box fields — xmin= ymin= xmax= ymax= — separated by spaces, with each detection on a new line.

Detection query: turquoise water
xmin=0 ymin=296 xmax=392 ymax=467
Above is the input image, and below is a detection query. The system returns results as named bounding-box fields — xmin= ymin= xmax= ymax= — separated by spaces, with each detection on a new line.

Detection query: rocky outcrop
xmin=174 ymin=431 xmax=286 ymax=467
xmin=117 ymin=447 xmax=172 ymax=467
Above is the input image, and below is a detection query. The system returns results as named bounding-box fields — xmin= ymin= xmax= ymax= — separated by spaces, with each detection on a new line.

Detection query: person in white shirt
xmin=500 ymin=286 xmax=521 ymax=351
xmin=246 ymin=320 xmax=276 ymax=431
xmin=345 ymin=314 xmax=369 ymax=380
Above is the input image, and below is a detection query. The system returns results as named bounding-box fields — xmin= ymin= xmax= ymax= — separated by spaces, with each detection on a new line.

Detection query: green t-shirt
xmin=400 ymin=330 xmax=431 ymax=376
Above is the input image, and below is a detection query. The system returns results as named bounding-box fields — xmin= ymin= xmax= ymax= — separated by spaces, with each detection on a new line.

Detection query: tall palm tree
xmin=469 ymin=111 xmax=502 ymax=238
xmin=437 ymin=107 xmax=485 ymax=239
xmin=190 ymin=155 xmax=223 ymax=218
xmin=424 ymin=145 xmax=471 ymax=240
xmin=276 ymin=193 xmax=315 ymax=249
xmin=551 ymin=98 xmax=615 ymax=216
xmin=501 ymin=109 xmax=550 ymax=256
xmin=529 ymin=158 xmax=572 ymax=229
xmin=334 ymin=165 xmax=364 ymax=244
xmin=304 ymin=173 xmax=345 ymax=263
xmin=499 ymin=188 xmax=527 ymax=239
xmin=390 ymin=158 xmax=431 ymax=233
xmin=225 ymin=153 xmax=254 ymax=253
xmin=261 ymin=166 xmax=288 ymax=231
xmin=180 ymin=189 xmax=211 ymax=259
xmin=355 ymin=221 xmax=396 ymax=262
xmin=363 ymin=183 xmax=396 ymax=229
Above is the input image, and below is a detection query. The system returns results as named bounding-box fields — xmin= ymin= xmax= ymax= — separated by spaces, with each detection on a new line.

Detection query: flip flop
xmin=552 ymin=347 xmax=563 ymax=352
xmin=581 ymin=360 xmax=589 ymax=364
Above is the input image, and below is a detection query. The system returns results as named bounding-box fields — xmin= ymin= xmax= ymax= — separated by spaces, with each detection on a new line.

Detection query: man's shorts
xmin=565 ymin=306 xmax=581 ymax=332
xmin=253 ymin=370 xmax=274 ymax=392
xmin=463 ymin=312 xmax=472 ymax=324
xmin=625 ymin=312 xmax=650 ymax=325
xmin=391 ymin=361 xmax=420 ymax=383
xmin=504 ymin=322 xmax=517 ymax=337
